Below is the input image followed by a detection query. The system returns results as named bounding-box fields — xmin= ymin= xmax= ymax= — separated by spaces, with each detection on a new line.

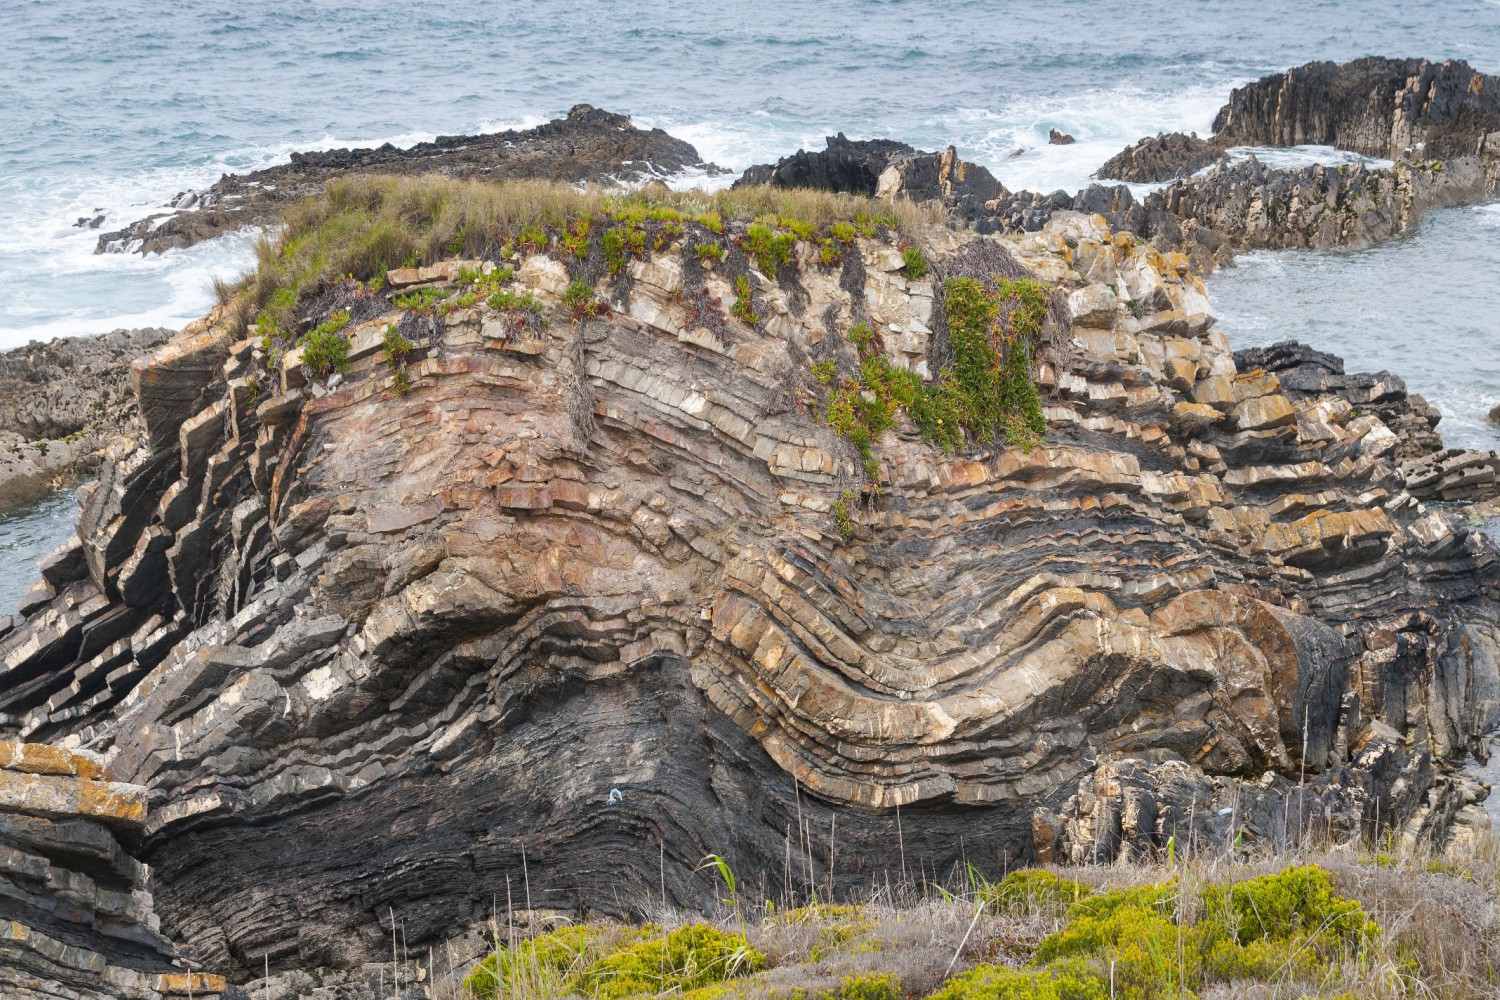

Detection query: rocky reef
xmin=2 ymin=177 xmax=1498 ymax=993
xmin=0 ymin=330 xmax=171 ymax=508
xmin=93 ymin=106 xmax=723 ymax=256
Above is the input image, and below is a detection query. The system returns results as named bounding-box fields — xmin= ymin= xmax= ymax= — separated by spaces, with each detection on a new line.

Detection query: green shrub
xmin=1197 ymin=865 xmax=1377 ymax=966
xmin=983 ymin=870 xmax=1091 ymax=916
xmin=696 ymin=241 xmax=726 ymax=263
xmin=464 ymin=925 xmax=636 ymax=999
xmin=563 ymin=279 xmax=608 ymax=320
xmin=831 ymin=491 xmax=855 ymax=539
xmin=487 ymin=288 xmax=545 ymax=318
xmin=574 ymin=923 xmax=766 ymax=999
xmin=810 ymin=359 xmax=837 ymax=385
xmin=731 ymin=275 xmax=759 ymax=325
xmin=824 ymin=971 xmax=901 ymax=1000
xmin=831 ymin=221 xmax=857 ymax=245
xmin=928 ymin=963 xmax=1106 ymax=1000
xmin=300 ymin=310 xmax=351 ymax=380
xmin=901 ymin=246 xmax=928 ymax=280
xmin=393 ymin=285 xmax=450 ymax=312
xmin=744 ymin=222 xmax=798 ymax=276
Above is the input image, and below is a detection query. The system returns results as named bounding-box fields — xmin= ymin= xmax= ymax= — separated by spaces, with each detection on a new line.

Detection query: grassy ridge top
xmin=225 ymin=174 xmax=945 ymax=338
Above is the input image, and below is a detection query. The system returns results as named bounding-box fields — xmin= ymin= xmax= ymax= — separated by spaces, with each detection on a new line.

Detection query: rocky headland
xmin=2 ymin=163 xmax=1499 ymax=996
xmin=2 ymin=54 xmax=1499 ymax=1000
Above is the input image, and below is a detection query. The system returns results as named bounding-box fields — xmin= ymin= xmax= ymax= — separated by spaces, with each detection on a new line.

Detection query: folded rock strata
xmin=2 ymin=212 xmax=1498 ymax=982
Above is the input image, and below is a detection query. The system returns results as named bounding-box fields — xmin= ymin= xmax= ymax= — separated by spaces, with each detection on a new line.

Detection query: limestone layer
xmin=0 ymin=215 xmax=1497 ymax=980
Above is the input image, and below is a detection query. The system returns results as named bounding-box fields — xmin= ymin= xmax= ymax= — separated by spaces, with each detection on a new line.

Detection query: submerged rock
xmin=3 ymin=208 xmax=1498 ymax=985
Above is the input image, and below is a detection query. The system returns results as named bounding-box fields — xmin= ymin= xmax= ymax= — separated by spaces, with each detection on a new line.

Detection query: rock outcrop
xmin=738 ymin=137 xmax=1005 ymax=220
xmin=94 ymin=106 xmax=723 ymax=256
xmin=1096 ymin=133 xmax=1227 ymax=183
xmin=0 ymin=330 xmax=171 ymax=507
xmin=1212 ymin=57 xmax=1500 ymax=162
xmin=734 ymin=134 xmax=919 ymax=194
xmin=0 ymin=741 xmax=223 ymax=1000
xmin=3 ymin=207 xmax=1498 ymax=985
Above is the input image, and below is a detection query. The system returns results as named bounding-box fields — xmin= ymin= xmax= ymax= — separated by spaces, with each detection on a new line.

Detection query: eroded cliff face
xmin=1 ymin=214 xmax=1498 ymax=979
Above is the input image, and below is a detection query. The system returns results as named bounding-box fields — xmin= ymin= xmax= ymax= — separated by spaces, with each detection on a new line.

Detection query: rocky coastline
xmin=1 ymin=54 xmax=1499 ymax=1000
xmin=0 ymin=329 xmax=171 ymax=510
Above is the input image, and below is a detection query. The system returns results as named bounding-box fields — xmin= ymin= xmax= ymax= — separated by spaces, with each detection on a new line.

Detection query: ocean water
xmin=3 ymin=0 xmax=1497 ymax=344
xmin=0 ymin=491 xmax=77 ymax=613
xmin=0 ymin=1 xmax=1498 ymax=606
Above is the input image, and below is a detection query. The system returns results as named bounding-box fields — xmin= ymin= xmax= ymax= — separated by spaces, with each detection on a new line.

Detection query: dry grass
xmin=415 ymin=832 xmax=1500 ymax=1000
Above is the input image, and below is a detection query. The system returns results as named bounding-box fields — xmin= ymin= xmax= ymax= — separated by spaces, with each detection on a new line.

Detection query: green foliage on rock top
xmin=928 ymin=962 xmax=1107 ymax=1000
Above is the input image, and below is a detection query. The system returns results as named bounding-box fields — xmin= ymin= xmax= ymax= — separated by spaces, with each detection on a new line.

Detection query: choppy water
xmin=0 ymin=491 xmax=77 ymax=613
xmin=3 ymin=0 xmax=1497 ymax=343
xmin=1210 ymin=203 xmax=1500 ymax=451
xmin=0 ymin=1 xmax=1497 ymax=595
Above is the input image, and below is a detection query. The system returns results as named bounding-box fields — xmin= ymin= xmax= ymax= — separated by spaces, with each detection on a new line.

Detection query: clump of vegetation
xmin=928 ymin=962 xmax=1106 ymax=1000
xmin=981 ymin=870 xmax=1091 ymax=917
xmin=900 ymin=245 xmax=928 ymax=280
xmin=696 ymin=241 xmax=726 ymax=263
xmin=574 ymin=924 xmax=766 ymax=999
xmin=743 ymin=222 xmax=798 ymax=276
xmin=812 ymin=277 xmax=1049 ymax=482
xmin=731 ymin=275 xmax=759 ymax=325
xmin=563 ymin=279 xmax=609 ymax=321
xmin=382 ymin=324 xmax=415 ymax=394
xmin=831 ymin=490 xmax=856 ymax=539
xmin=822 ymin=971 xmax=901 ymax=1000
xmin=393 ymin=285 xmax=450 ymax=312
xmin=300 ymin=310 xmax=351 ymax=380
xmin=810 ymin=359 xmax=837 ymax=385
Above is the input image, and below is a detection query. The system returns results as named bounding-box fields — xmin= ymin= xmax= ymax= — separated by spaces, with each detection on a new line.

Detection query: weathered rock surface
xmin=0 ymin=330 xmax=171 ymax=507
xmin=0 ymin=741 xmax=224 ymax=1000
xmin=735 ymin=134 xmax=920 ymax=194
xmin=738 ymin=136 xmax=1005 ymax=219
xmin=1095 ymin=132 xmax=1228 ymax=183
xmin=3 ymin=213 xmax=1498 ymax=986
xmin=1212 ymin=57 xmax=1500 ymax=162
xmin=95 ymin=106 xmax=723 ymax=256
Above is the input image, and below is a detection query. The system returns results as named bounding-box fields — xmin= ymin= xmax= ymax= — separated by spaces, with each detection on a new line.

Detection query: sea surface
xmin=0 ymin=0 xmax=1498 ymax=607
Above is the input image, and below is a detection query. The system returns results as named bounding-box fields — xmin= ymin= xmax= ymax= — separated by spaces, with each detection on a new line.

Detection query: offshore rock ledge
xmin=1 ymin=203 xmax=1498 ymax=995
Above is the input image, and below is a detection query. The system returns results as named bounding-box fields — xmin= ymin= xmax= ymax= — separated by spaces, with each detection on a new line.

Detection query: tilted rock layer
xmin=0 ymin=740 xmax=223 ymax=999
xmin=2 ymin=214 xmax=1498 ymax=982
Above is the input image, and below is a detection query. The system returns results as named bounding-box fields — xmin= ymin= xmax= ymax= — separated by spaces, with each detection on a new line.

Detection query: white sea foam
xmin=1225 ymin=145 xmax=1394 ymax=170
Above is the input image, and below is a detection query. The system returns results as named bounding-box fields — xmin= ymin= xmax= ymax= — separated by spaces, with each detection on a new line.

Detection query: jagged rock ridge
xmin=2 ymin=204 xmax=1497 ymax=986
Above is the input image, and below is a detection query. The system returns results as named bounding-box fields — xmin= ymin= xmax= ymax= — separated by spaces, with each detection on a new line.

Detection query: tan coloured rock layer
xmin=0 ymin=741 xmax=223 ymax=1000
xmin=0 ymin=215 xmax=1497 ymax=981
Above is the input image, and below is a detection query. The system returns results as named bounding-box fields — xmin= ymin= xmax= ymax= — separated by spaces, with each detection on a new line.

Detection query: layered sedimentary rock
xmin=0 ymin=330 xmax=170 ymax=507
xmin=1212 ymin=57 xmax=1500 ymax=162
xmin=3 ymin=213 xmax=1498 ymax=984
xmin=1096 ymin=133 xmax=1227 ymax=184
xmin=1099 ymin=57 xmax=1500 ymax=183
xmin=94 ymin=106 xmax=722 ymax=255
xmin=0 ymin=741 xmax=223 ymax=1000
